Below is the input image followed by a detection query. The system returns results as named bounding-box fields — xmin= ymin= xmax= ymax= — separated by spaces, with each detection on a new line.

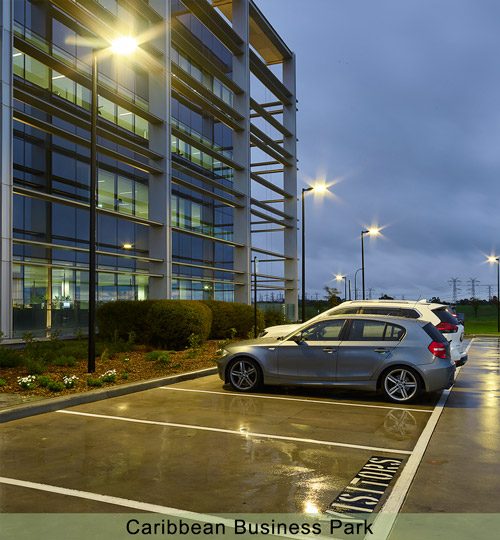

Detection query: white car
xmin=260 ymin=300 xmax=467 ymax=366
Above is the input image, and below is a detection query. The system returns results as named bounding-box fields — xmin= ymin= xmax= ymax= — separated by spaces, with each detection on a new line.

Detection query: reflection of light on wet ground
xmin=303 ymin=500 xmax=320 ymax=514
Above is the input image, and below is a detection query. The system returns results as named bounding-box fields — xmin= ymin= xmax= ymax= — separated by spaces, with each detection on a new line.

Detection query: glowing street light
xmin=361 ymin=227 xmax=381 ymax=300
xmin=301 ymin=183 xmax=330 ymax=322
xmin=88 ymin=36 xmax=138 ymax=374
xmin=335 ymin=274 xmax=347 ymax=301
xmin=487 ymin=255 xmax=500 ymax=332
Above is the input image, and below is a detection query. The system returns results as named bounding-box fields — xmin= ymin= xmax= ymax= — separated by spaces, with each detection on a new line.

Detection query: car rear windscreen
xmin=423 ymin=322 xmax=448 ymax=343
xmin=432 ymin=307 xmax=459 ymax=325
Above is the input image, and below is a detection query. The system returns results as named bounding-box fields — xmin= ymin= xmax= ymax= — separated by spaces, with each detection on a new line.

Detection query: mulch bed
xmin=0 ymin=341 xmax=220 ymax=398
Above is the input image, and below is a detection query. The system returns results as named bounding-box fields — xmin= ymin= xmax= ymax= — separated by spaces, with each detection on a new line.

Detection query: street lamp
xmin=88 ymin=36 xmax=138 ymax=373
xmin=301 ymin=183 xmax=329 ymax=322
xmin=335 ymin=274 xmax=347 ymax=301
xmin=361 ymin=227 xmax=381 ymax=300
xmin=353 ymin=268 xmax=362 ymax=300
xmin=487 ymin=256 xmax=500 ymax=333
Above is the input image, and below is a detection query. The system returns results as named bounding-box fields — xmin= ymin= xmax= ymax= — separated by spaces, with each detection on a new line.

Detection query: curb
xmin=0 ymin=367 xmax=217 ymax=423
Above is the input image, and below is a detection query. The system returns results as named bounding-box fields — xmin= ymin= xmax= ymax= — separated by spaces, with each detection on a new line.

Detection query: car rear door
xmin=276 ymin=319 xmax=347 ymax=382
xmin=336 ymin=319 xmax=405 ymax=381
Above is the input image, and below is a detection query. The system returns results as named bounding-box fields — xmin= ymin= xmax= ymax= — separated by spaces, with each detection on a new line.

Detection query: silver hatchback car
xmin=217 ymin=315 xmax=456 ymax=403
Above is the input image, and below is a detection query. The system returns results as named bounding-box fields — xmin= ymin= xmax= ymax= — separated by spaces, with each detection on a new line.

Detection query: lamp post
xmin=301 ymin=183 xmax=329 ymax=322
xmin=487 ymin=256 xmax=500 ymax=333
xmin=88 ymin=37 xmax=137 ymax=373
xmin=253 ymin=256 xmax=258 ymax=337
xmin=335 ymin=274 xmax=347 ymax=301
xmin=353 ymin=268 xmax=362 ymax=300
xmin=361 ymin=227 xmax=381 ymax=301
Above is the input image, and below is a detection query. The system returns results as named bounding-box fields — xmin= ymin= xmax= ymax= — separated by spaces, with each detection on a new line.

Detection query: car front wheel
xmin=381 ymin=367 xmax=421 ymax=403
xmin=228 ymin=358 xmax=262 ymax=392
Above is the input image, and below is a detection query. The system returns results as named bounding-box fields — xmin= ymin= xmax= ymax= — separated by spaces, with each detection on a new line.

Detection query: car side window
xmin=347 ymin=319 xmax=387 ymax=341
xmin=399 ymin=309 xmax=419 ymax=319
xmin=384 ymin=323 xmax=406 ymax=341
xmin=361 ymin=307 xmax=401 ymax=317
xmin=300 ymin=320 xmax=345 ymax=341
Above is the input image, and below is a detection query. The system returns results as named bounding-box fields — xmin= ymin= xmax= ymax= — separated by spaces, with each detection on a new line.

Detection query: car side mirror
xmin=289 ymin=334 xmax=304 ymax=344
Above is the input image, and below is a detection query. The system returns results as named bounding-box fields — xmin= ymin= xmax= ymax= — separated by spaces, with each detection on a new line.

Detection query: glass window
xmin=117 ymin=106 xmax=134 ymax=132
xmin=24 ymin=55 xmax=49 ymax=88
xmin=347 ymin=320 xmax=387 ymax=341
xmin=52 ymin=72 xmax=76 ymax=103
xmin=135 ymin=182 xmax=148 ymax=219
xmin=385 ymin=324 xmax=406 ymax=341
xmin=117 ymin=176 xmax=133 ymax=215
xmin=299 ymin=319 xmax=345 ymax=342
xmin=99 ymin=96 xmax=115 ymax=123
xmin=98 ymin=170 xmax=115 ymax=211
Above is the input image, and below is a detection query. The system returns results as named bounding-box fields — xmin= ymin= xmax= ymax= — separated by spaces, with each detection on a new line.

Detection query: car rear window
xmin=327 ymin=307 xmax=359 ymax=315
xmin=423 ymin=322 xmax=448 ymax=343
xmin=346 ymin=320 xmax=405 ymax=341
xmin=432 ymin=307 xmax=458 ymax=325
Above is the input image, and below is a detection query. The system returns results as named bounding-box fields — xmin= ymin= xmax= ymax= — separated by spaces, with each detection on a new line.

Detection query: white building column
xmin=0 ymin=0 xmax=13 ymax=338
xmin=283 ymin=53 xmax=298 ymax=320
xmin=232 ymin=0 xmax=251 ymax=304
xmin=148 ymin=0 xmax=171 ymax=300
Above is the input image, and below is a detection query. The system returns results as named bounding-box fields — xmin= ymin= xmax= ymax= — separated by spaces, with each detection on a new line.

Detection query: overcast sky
xmin=255 ymin=0 xmax=500 ymax=302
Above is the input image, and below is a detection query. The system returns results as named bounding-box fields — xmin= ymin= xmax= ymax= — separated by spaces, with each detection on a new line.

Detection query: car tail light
xmin=436 ymin=322 xmax=458 ymax=333
xmin=428 ymin=341 xmax=449 ymax=359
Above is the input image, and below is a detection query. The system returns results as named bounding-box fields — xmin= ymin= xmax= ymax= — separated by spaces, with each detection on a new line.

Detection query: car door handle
xmin=323 ymin=348 xmax=335 ymax=353
xmin=374 ymin=348 xmax=389 ymax=353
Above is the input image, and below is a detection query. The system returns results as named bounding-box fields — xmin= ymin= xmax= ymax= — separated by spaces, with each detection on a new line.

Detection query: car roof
xmin=332 ymin=300 xmax=446 ymax=309
xmin=316 ymin=313 xmax=428 ymax=327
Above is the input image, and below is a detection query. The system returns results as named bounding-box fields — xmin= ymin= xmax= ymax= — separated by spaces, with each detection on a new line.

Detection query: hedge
xmin=96 ymin=300 xmax=212 ymax=350
xmin=202 ymin=300 xmax=265 ymax=339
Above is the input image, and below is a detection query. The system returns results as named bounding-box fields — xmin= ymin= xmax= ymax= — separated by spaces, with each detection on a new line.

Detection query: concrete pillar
xmin=0 ymin=0 xmax=13 ymax=338
xmin=148 ymin=0 xmax=171 ymax=300
xmin=231 ymin=0 xmax=251 ymax=304
xmin=283 ymin=53 xmax=298 ymax=320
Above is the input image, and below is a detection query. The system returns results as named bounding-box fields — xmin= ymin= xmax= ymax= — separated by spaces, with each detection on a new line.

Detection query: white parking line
xmin=57 ymin=410 xmax=412 ymax=455
xmin=369 ymin=339 xmax=474 ymax=539
xmin=0 ymin=476 xmax=331 ymax=540
xmin=160 ymin=387 xmax=433 ymax=414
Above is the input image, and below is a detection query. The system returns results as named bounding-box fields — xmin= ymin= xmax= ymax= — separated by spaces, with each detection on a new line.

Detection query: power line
xmin=448 ymin=278 xmax=461 ymax=303
xmin=467 ymin=277 xmax=480 ymax=299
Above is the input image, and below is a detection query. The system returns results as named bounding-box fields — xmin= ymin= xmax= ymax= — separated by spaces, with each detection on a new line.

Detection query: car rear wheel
xmin=381 ymin=367 xmax=421 ymax=403
xmin=228 ymin=358 xmax=262 ymax=392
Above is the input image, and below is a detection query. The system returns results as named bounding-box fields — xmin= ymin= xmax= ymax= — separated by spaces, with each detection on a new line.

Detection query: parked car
xmin=217 ymin=314 xmax=456 ymax=403
xmin=259 ymin=300 xmax=468 ymax=366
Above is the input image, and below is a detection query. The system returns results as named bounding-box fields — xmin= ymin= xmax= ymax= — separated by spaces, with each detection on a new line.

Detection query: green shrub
xmin=47 ymin=381 xmax=64 ymax=392
xmin=148 ymin=301 xmax=212 ymax=349
xmin=202 ymin=301 xmax=265 ymax=339
xmin=156 ymin=353 xmax=171 ymax=366
xmin=263 ymin=308 xmax=288 ymax=327
xmin=121 ymin=372 xmax=129 ymax=380
xmin=96 ymin=300 xmax=156 ymax=342
xmin=0 ymin=378 xmax=7 ymax=386
xmin=100 ymin=369 xmax=116 ymax=383
xmin=0 ymin=347 xmax=23 ymax=368
xmin=26 ymin=359 xmax=46 ymax=375
xmin=37 ymin=375 xmax=53 ymax=388
xmin=87 ymin=377 xmax=103 ymax=388
xmin=52 ymin=355 xmax=77 ymax=367
xmin=97 ymin=300 xmax=212 ymax=350
xmin=57 ymin=341 xmax=88 ymax=359
xmin=145 ymin=350 xmax=163 ymax=361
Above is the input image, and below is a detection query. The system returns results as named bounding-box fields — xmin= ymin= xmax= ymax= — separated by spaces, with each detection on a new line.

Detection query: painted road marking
xmin=368 ymin=338 xmax=475 ymax=539
xmin=0 ymin=477 xmax=329 ymax=540
xmin=160 ymin=387 xmax=433 ymax=414
xmin=57 ymin=410 xmax=412 ymax=455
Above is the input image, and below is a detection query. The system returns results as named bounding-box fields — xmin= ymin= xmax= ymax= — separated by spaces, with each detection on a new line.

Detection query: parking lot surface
xmin=0 ymin=370 xmax=442 ymax=519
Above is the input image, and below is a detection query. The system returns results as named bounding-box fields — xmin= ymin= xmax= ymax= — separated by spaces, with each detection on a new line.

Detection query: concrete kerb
xmin=0 ymin=367 xmax=217 ymax=423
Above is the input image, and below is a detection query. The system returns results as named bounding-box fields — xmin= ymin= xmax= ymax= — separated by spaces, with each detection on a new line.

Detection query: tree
xmin=379 ymin=294 xmax=394 ymax=300
xmin=469 ymin=297 xmax=481 ymax=317
xmin=323 ymin=286 xmax=341 ymax=307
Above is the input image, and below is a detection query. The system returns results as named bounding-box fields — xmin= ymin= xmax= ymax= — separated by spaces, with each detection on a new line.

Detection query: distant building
xmin=0 ymin=0 xmax=298 ymax=338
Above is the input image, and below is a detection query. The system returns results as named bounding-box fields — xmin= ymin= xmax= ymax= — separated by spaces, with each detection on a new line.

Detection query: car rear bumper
xmin=420 ymin=362 xmax=456 ymax=392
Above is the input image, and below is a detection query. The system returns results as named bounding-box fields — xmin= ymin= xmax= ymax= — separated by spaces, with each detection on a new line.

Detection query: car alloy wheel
xmin=228 ymin=358 xmax=261 ymax=392
xmin=383 ymin=368 xmax=419 ymax=402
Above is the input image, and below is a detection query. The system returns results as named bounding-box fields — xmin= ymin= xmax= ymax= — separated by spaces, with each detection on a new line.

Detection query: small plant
xmin=87 ymin=377 xmax=103 ymax=388
xmin=145 ymin=350 xmax=163 ymax=361
xmin=63 ymin=375 xmax=78 ymax=389
xmin=187 ymin=333 xmax=201 ymax=349
xmin=49 ymin=329 xmax=61 ymax=342
xmin=26 ymin=359 xmax=46 ymax=375
xmin=156 ymin=353 xmax=171 ymax=366
xmin=17 ymin=375 xmax=37 ymax=390
xmin=229 ymin=327 xmax=238 ymax=339
xmin=47 ymin=381 xmax=64 ymax=392
xmin=0 ymin=330 xmax=4 ymax=343
xmin=0 ymin=378 xmax=6 ymax=387
xmin=100 ymin=348 xmax=110 ymax=362
xmin=37 ymin=375 xmax=53 ymax=388
xmin=100 ymin=369 xmax=116 ymax=383
xmin=121 ymin=372 xmax=129 ymax=380
xmin=53 ymin=355 xmax=77 ymax=367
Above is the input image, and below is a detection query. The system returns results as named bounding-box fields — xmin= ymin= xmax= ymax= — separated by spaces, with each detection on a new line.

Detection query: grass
xmin=456 ymin=304 xmax=500 ymax=335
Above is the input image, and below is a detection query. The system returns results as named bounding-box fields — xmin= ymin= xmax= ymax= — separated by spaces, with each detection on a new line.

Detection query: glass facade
xmin=0 ymin=0 xmax=297 ymax=338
